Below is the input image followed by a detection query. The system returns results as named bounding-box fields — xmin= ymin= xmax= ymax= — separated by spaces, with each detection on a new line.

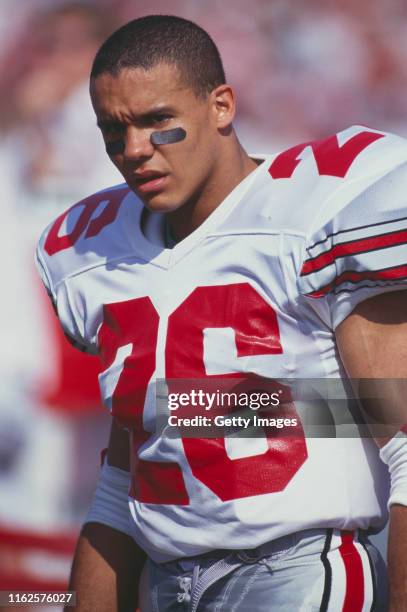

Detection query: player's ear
xmin=211 ymin=84 xmax=235 ymax=130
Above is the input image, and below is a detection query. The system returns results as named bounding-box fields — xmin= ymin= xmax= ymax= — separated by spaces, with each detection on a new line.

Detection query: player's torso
xmin=40 ymin=126 xmax=407 ymax=559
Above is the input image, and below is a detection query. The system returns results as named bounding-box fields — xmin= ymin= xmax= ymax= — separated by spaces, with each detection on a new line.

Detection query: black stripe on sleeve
xmin=305 ymin=262 xmax=407 ymax=297
xmin=306 ymin=214 xmax=407 ymax=253
xmin=302 ymin=226 xmax=407 ymax=276
xmin=332 ymin=278 xmax=407 ymax=296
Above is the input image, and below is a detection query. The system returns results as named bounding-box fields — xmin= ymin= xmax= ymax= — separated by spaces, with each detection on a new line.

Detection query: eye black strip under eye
xmin=150 ymin=128 xmax=186 ymax=145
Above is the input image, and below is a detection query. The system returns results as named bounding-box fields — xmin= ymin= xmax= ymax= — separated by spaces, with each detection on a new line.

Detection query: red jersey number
xmin=44 ymin=186 xmax=129 ymax=256
xmin=98 ymin=283 xmax=308 ymax=504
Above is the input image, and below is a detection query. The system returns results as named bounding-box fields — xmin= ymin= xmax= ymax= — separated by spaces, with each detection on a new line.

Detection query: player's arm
xmin=67 ymin=419 xmax=146 ymax=612
xmin=335 ymin=290 xmax=407 ymax=612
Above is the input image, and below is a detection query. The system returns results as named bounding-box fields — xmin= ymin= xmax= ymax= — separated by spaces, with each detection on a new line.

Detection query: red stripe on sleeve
xmin=301 ymin=227 xmax=407 ymax=276
xmin=306 ymin=263 xmax=407 ymax=297
xmin=339 ymin=531 xmax=364 ymax=612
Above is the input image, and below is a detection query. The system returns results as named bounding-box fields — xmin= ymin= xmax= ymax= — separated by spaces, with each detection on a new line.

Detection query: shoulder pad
xmin=37 ymin=183 xmax=140 ymax=290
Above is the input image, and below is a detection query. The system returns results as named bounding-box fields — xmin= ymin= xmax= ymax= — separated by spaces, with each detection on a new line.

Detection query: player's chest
xmin=76 ymin=233 xmax=321 ymax=382
xmin=81 ymin=232 xmax=299 ymax=314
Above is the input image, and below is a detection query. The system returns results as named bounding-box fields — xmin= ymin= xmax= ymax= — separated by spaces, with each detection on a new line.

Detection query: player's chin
xmin=138 ymin=190 xmax=183 ymax=214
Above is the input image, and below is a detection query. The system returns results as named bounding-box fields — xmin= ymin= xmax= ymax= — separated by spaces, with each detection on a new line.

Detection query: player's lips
xmin=131 ymin=171 xmax=168 ymax=193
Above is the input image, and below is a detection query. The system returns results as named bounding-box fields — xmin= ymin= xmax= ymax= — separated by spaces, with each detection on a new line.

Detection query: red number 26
xmin=98 ymin=283 xmax=308 ymax=505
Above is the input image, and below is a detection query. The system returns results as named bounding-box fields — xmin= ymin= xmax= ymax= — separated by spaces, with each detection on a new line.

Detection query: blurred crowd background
xmin=0 ymin=0 xmax=405 ymax=604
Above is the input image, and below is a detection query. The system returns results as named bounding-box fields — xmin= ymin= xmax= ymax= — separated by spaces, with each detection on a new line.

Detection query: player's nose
xmin=123 ymin=126 xmax=154 ymax=161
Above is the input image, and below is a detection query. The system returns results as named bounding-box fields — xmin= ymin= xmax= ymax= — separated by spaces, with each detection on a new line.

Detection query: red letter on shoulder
xmin=269 ymin=130 xmax=384 ymax=179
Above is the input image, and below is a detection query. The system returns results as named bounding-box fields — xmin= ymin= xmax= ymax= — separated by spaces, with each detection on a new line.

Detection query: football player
xmin=36 ymin=15 xmax=407 ymax=611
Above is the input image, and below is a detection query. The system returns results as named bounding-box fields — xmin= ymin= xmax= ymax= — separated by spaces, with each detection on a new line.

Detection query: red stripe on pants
xmin=339 ymin=531 xmax=364 ymax=612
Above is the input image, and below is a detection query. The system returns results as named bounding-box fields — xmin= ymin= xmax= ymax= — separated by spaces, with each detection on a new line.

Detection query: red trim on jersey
xmin=339 ymin=531 xmax=364 ymax=612
xmin=301 ymin=227 xmax=407 ymax=276
xmin=306 ymin=214 xmax=407 ymax=253
xmin=305 ymin=263 xmax=407 ymax=297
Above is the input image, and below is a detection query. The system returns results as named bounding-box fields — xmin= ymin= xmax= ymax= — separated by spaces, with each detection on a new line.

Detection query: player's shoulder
xmin=226 ymin=125 xmax=407 ymax=236
xmin=268 ymin=124 xmax=407 ymax=181
xmin=259 ymin=124 xmax=407 ymax=235
xmin=294 ymin=127 xmax=407 ymax=305
xmin=36 ymin=182 xmax=141 ymax=292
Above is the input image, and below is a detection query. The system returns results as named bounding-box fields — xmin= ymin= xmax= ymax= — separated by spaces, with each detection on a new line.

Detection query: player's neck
xmin=168 ymin=138 xmax=259 ymax=242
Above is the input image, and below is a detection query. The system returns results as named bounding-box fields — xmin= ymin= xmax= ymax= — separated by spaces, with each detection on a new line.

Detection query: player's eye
xmin=100 ymin=123 xmax=124 ymax=139
xmin=151 ymin=114 xmax=172 ymax=125
xmin=99 ymin=123 xmax=125 ymax=155
xmin=105 ymin=140 xmax=124 ymax=156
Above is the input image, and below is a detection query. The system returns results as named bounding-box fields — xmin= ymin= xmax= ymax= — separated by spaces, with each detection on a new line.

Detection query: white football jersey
xmin=37 ymin=126 xmax=407 ymax=561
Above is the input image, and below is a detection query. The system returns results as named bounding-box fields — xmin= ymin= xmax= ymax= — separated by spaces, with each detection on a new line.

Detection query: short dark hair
xmin=90 ymin=15 xmax=226 ymax=98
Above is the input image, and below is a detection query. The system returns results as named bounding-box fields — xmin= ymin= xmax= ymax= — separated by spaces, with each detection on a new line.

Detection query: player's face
xmin=90 ymin=63 xmax=230 ymax=213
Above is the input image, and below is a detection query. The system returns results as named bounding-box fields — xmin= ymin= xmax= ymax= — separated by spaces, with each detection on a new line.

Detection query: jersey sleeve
xmin=35 ymin=182 xmax=132 ymax=355
xmin=35 ymin=237 xmax=95 ymax=354
xmin=298 ymin=160 xmax=407 ymax=329
xmin=35 ymin=243 xmax=56 ymax=308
